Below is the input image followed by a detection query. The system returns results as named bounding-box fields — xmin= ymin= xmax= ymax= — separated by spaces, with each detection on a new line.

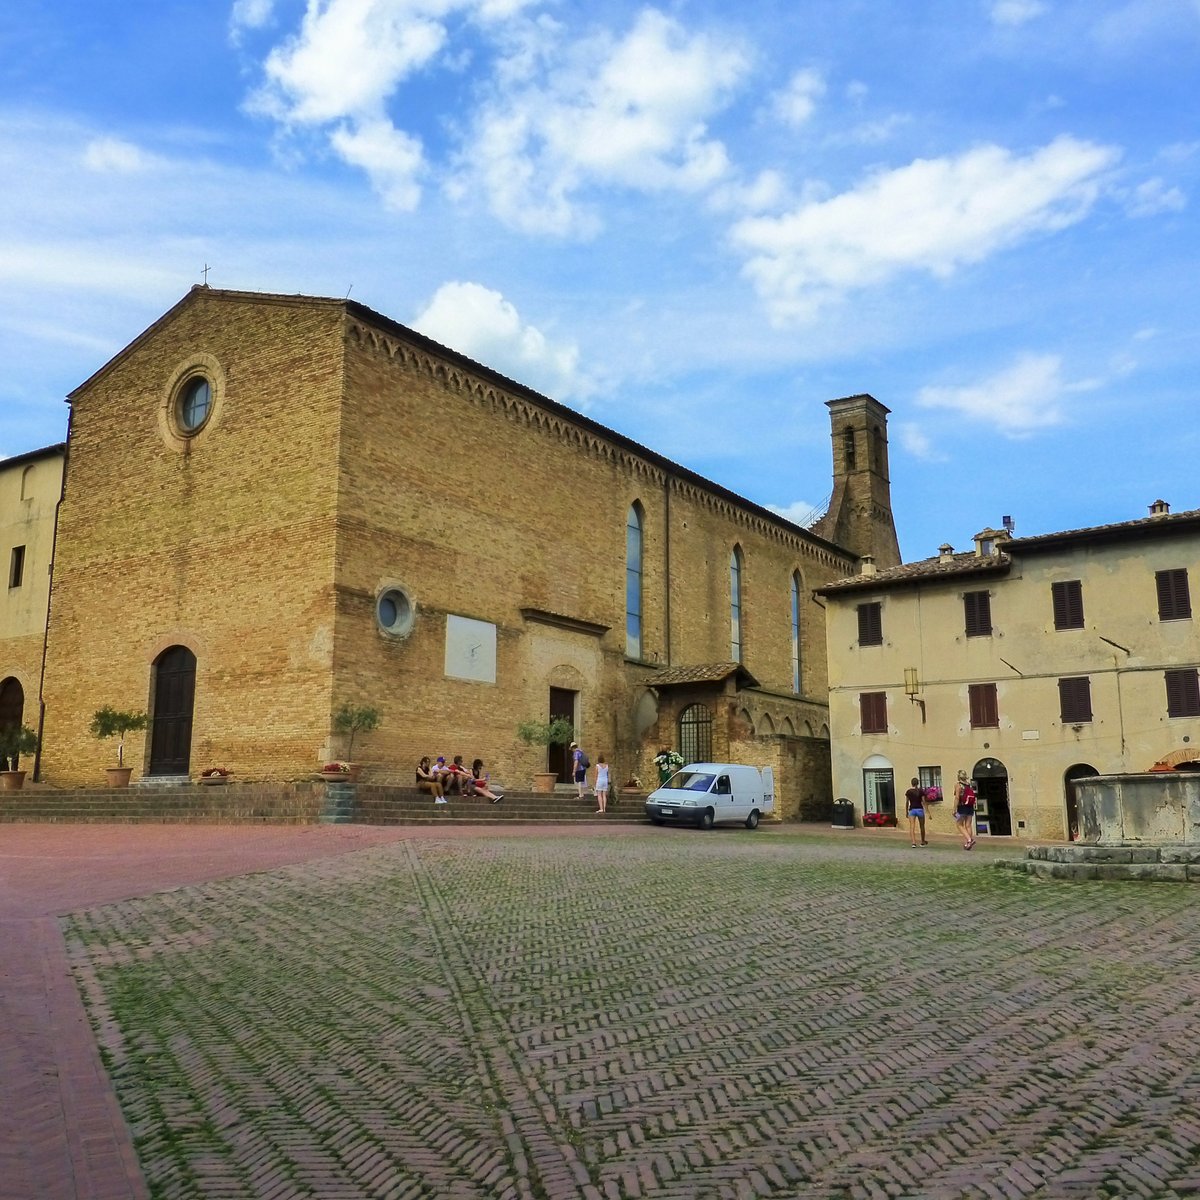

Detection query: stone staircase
xmin=0 ymin=780 xmax=649 ymax=827
xmin=1001 ymin=842 xmax=1200 ymax=882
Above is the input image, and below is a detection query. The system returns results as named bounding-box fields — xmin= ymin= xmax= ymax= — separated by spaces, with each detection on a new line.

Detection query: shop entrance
xmin=972 ymin=757 xmax=1011 ymax=836
xmin=862 ymin=754 xmax=896 ymax=821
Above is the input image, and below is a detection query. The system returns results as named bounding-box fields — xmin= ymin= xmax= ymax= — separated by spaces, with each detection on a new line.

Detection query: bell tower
xmin=811 ymin=393 xmax=901 ymax=569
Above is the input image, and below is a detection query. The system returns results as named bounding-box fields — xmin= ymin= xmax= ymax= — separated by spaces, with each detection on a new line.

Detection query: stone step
xmin=1001 ymin=842 xmax=1200 ymax=882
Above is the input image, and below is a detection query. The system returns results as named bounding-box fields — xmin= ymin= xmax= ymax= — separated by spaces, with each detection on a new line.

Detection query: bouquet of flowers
xmin=200 ymin=766 xmax=231 ymax=778
xmin=653 ymin=749 xmax=684 ymax=783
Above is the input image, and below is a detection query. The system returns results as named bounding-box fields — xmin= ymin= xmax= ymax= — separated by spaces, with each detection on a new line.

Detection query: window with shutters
xmin=968 ymin=682 xmax=999 ymax=728
xmin=1058 ymin=676 xmax=1093 ymax=723
xmin=1051 ymin=580 xmax=1084 ymax=630
xmin=1156 ymin=569 xmax=1192 ymax=621
xmin=857 ymin=601 xmax=882 ymax=646
xmin=1165 ymin=669 xmax=1200 ymax=718
xmin=963 ymin=590 xmax=992 ymax=637
xmin=859 ymin=692 xmax=888 ymax=734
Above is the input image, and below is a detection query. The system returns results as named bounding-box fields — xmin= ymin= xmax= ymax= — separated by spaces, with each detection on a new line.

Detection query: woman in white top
xmin=594 ymin=755 xmax=610 ymax=814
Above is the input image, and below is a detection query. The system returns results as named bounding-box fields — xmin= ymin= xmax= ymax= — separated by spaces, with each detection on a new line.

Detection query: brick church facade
xmin=31 ymin=287 xmax=900 ymax=817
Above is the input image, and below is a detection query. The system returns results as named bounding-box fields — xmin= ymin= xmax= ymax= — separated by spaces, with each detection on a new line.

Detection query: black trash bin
xmin=832 ymin=798 xmax=855 ymax=829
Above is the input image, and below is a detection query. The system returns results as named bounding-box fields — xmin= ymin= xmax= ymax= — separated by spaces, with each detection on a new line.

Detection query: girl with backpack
xmin=954 ymin=769 xmax=977 ymax=849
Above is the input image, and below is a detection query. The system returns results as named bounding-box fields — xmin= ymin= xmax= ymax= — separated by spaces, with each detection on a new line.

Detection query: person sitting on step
xmin=471 ymin=759 xmax=504 ymax=803
xmin=416 ymin=757 xmax=447 ymax=804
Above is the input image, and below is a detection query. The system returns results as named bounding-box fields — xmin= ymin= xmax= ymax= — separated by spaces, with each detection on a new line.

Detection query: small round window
xmin=377 ymin=587 xmax=415 ymax=637
xmin=178 ymin=376 xmax=212 ymax=433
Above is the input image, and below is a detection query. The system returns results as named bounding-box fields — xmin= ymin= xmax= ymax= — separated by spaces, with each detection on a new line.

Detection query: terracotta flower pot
xmin=0 ymin=769 xmax=27 ymax=791
xmin=532 ymin=772 xmax=558 ymax=793
xmin=105 ymin=767 xmax=133 ymax=788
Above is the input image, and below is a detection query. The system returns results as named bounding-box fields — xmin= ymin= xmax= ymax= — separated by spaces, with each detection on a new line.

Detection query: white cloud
xmin=916 ymin=353 xmax=1100 ymax=436
xmin=411 ymin=281 xmax=595 ymax=402
xmin=245 ymin=0 xmax=537 ymax=209
xmin=766 ymin=499 xmax=823 ymax=527
xmin=772 ymin=68 xmax=825 ymax=128
xmin=329 ymin=117 xmax=423 ymax=210
xmin=83 ymin=137 xmax=150 ymax=173
xmin=1125 ymin=176 xmax=1186 ymax=217
xmin=896 ymin=422 xmax=945 ymax=462
xmin=460 ymin=8 xmax=749 ymax=235
xmin=246 ymin=3 xmax=746 ymax=235
xmin=989 ymin=0 xmax=1046 ymax=28
xmin=731 ymin=136 xmax=1120 ymax=325
xmin=231 ymin=0 xmax=275 ymax=37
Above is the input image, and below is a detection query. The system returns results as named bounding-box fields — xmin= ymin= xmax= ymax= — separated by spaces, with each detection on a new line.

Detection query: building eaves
xmin=643 ymin=662 xmax=761 ymax=689
xmin=0 ymin=442 xmax=67 ymax=471
xmin=1006 ymin=508 xmax=1200 ymax=553
xmin=816 ymin=551 xmax=1010 ymax=595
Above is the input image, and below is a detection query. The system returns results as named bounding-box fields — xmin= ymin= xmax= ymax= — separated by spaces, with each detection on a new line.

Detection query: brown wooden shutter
xmin=1165 ymin=669 xmax=1200 ymax=717
xmin=1051 ymin=580 xmax=1084 ymax=630
xmin=1156 ymin=569 xmax=1192 ymax=621
xmin=860 ymin=692 xmax=888 ymax=733
xmin=1058 ymin=676 xmax=1093 ymax=723
xmin=968 ymin=682 xmax=998 ymax=728
xmin=857 ymin=602 xmax=883 ymax=646
xmin=964 ymin=590 xmax=992 ymax=637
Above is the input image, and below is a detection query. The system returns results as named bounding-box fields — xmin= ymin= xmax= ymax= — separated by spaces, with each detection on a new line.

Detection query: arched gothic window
xmin=678 ymin=703 xmax=713 ymax=764
xmin=625 ymin=503 xmax=644 ymax=658
xmin=790 ymin=571 xmax=802 ymax=694
xmin=730 ymin=546 xmax=744 ymax=663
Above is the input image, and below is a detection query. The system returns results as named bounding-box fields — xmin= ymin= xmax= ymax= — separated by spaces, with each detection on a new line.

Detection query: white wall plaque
xmin=445 ymin=615 xmax=497 ymax=683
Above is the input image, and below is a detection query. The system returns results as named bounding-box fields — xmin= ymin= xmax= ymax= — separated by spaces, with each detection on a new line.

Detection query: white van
xmin=644 ymin=763 xmax=775 ymax=830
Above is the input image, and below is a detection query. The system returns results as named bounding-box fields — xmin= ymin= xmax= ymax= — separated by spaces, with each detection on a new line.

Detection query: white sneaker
xmin=435 ymin=798 xmax=448 ymax=805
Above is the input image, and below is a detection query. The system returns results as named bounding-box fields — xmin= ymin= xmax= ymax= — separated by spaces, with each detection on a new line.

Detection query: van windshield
xmin=666 ymin=771 xmax=715 ymax=792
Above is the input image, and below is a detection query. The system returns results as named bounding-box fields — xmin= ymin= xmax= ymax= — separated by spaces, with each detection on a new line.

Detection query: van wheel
xmin=699 ymin=808 xmax=715 ymax=830
xmin=745 ymin=810 xmax=760 ymax=830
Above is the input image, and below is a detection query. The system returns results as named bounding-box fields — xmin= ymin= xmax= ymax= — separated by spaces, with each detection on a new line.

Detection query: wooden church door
xmin=149 ymin=646 xmax=196 ymax=776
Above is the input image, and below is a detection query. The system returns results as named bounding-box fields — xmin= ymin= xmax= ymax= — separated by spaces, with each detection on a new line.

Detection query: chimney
xmin=1149 ymin=499 xmax=1170 ymax=516
xmin=938 ymin=543 xmax=955 ymax=562
xmin=860 ymin=554 xmax=877 ymax=578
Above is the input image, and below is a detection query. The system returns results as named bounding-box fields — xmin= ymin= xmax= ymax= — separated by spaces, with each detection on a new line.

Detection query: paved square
xmin=49 ymin=828 xmax=1200 ymax=1198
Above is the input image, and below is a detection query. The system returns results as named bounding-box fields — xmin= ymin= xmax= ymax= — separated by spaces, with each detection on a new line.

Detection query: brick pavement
xmin=5 ymin=824 xmax=1200 ymax=1198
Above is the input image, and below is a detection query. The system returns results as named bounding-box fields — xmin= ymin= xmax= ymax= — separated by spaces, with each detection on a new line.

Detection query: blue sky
xmin=1 ymin=0 xmax=1197 ymax=560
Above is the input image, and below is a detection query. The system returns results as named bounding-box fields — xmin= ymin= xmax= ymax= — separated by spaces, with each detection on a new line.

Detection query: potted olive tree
xmin=517 ymin=717 xmax=575 ymax=792
xmin=90 ymin=707 xmax=149 ymax=787
xmin=331 ymin=702 xmax=381 ymax=781
xmin=0 ymin=724 xmax=39 ymax=790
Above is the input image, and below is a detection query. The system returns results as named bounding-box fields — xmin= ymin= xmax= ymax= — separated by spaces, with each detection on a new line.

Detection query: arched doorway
xmin=1064 ymin=763 xmax=1098 ymax=842
xmin=972 ymin=757 xmax=1011 ymax=836
xmin=149 ymin=646 xmax=196 ymax=776
xmin=0 ymin=677 xmax=25 ymax=769
xmin=862 ymin=753 xmax=895 ymax=821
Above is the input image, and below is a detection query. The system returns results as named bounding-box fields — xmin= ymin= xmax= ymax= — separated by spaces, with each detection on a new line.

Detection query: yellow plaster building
xmin=37 ymin=287 xmax=902 ymax=812
xmin=0 ymin=443 xmax=65 ymax=765
xmin=819 ymin=505 xmax=1200 ymax=841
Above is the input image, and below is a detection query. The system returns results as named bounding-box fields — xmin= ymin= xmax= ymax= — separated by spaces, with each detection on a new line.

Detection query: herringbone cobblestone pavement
xmin=56 ymin=829 xmax=1200 ymax=1199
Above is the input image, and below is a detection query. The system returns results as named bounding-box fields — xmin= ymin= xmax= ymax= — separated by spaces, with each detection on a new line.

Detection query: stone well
xmin=1075 ymin=771 xmax=1200 ymax=844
